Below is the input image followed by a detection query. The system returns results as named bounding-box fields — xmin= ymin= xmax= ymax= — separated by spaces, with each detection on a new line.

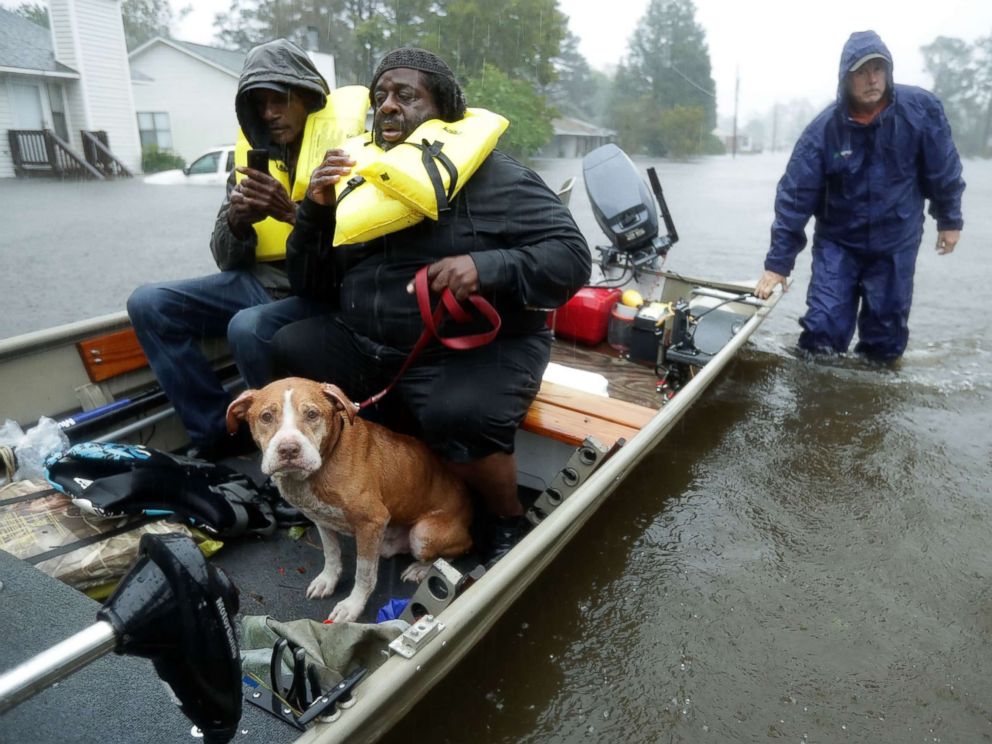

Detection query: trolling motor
xmin=0 ymin=533 xmax=242 ymax=744
xmin=582 ymin=143 xmax=680 ymax=275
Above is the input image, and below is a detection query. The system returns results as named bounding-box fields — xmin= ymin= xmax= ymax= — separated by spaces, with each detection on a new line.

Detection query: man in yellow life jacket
xmin=271 ymin=48 xmax=592 ymax=565
xmin=128 ymin=39 xmax=365 ymax=460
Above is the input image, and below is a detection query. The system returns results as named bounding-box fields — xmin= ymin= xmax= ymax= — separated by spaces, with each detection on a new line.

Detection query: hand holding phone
xmin=246 ymin=148 xmax=268 ymax=174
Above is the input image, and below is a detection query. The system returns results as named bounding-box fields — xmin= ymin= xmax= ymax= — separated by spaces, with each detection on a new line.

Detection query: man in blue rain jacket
xmin=754 ymin=30 xmax=965 ymax=361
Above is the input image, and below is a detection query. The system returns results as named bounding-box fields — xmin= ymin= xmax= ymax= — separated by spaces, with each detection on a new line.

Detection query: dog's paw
xmin=328 ymin=597 xmax=364 ymax=624
xmin=306 ymin=570 xmax=340 ymax=599
xmin=400 ymin=560 xmax=432 ymax=583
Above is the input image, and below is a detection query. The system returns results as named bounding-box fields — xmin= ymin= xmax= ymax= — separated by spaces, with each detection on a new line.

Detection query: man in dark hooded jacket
xmin=272 ymin=48 xmax=591 ymax=563
xmin=128 ymin=39 xmax=343 ymax=458
xmin=754 ymin=30 xmax=965 ymax=361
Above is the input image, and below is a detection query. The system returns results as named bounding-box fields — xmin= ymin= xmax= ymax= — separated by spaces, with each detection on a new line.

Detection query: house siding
xmin=130 ymin=43 xmax=240 ymax=162
xmin=0 ymin=73 xmax=71 ymax=178
xmin=49 ymin=0 xmax=142 ymax=172
xmin=48 ymin=0 xmax=87 ymax=153
xmin=0 ymin=79 xmax=13 ymax=178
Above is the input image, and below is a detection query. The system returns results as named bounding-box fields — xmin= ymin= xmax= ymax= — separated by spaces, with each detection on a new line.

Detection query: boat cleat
xmin=389 ymin=615 xmax=445 ymax=659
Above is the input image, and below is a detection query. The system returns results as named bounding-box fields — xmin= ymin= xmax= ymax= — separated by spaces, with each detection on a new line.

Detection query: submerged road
xmin=4 ymin=153 xmax=992 ymax=743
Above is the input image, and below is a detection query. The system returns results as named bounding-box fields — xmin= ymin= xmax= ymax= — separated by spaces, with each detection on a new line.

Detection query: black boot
xmin=186 ymin=426 xmax=256 ymax=462
xmin=483 ymin=514 xmax=531 ymax=569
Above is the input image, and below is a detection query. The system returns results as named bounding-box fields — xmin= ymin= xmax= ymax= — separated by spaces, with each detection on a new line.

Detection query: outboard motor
xmin=582 ymin=143 xmax=679 ymax=272
xmin=0 ymin=533 xmax=242 ymax=743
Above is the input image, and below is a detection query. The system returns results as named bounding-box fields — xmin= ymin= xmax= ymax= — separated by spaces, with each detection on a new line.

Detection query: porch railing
xmin=8 ymin=129 xmax=104 ymax=179
xmin=81 ymin=130 xmax=132 ymax=178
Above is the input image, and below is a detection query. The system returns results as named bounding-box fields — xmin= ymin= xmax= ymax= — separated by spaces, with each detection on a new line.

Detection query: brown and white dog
xmin=226 ymin=377 xmax=473 ymax=623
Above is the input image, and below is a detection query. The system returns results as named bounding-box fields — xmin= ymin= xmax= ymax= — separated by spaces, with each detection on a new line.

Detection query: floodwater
xmin=4 ymin=153 xmax=992 ymax=743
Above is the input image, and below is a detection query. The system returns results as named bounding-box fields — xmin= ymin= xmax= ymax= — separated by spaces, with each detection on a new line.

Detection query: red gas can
xmin=548 ymin=287 xmax=622 ymax=345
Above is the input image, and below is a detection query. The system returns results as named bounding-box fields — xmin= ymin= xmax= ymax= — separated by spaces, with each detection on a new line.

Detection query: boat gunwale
xmin=0 ymin=277 xmax=780 ymax=744
xmin=302 ymin=282 xmax=780 ymax=744
xmin=0 ymin=311 xmax=132 ymax=362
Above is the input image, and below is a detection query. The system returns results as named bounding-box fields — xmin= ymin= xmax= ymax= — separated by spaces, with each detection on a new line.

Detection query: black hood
xmin=235 ymin=39 xmax=329 ymax=150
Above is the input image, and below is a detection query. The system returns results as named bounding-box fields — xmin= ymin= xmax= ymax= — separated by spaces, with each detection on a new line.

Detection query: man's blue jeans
xmin=127 ymin=270 xmax=327 ymax=446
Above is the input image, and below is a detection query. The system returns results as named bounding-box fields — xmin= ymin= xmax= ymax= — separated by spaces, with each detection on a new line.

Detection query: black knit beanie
xmin=369 ymin=47 xmax=458 ymax=94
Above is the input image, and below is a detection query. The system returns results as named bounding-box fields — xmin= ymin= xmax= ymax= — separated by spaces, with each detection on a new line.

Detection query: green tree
xmin=13 ymin=0 xmax=183 ymax=49
xmin=210 ymin=0 xmax=569 ymax=156
xmin=213 ymin=0 xmax=568 ymax=89
xmin=423 ymin=0 xmax=567 ymax=86
xmin=122 ymin=0 xmax=188 ymax=49
xmin=921 ymin=34 xmax=992 ymax=157
xmin=611 ymin=0 xmax=717 ymax=155
xmin=11 ymin=2 xmax=48 ymax=28
xmin=611 ymin=93 xmax=658 ymax=154
xmin=976 ymin=34 xmax=992 ymax=157
xmin=464 ymin=64 xmax=554 ymax=158
xmin=214 ymin=0 xmax=439 ymax=85
xmin=658 ymin=105 xmax=708 ymax=157
xmin=545 ymin=31 xmax=611 ymax=124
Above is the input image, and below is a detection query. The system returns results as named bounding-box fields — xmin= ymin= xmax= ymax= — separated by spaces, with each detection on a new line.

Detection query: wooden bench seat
xmin=521 ymin=380 xmax=657 ymax=448
xmin=75 ymin=329 xmax=656 ymax=450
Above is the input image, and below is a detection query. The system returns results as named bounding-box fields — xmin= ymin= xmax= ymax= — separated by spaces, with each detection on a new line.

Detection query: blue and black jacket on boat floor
xmin=44 ymin=442 xmax=275 ymax=538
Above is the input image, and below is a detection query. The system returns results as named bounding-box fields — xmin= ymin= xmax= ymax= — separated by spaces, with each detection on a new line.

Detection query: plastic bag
xmin=0 ymin=419 xmax=24 ymax=446
xmin=0 ymin=417 xmax=70 ymax=483
xmin=0 ymin=420 xmax=25 ymax=485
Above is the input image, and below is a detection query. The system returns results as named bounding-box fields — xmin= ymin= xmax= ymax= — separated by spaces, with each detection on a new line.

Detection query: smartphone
xmin=247 ymin=148 xmax=268 ymax=173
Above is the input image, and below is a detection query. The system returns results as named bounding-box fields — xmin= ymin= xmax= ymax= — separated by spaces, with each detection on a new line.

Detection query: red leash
xmin=357 ymin=265 xmax=501 ymax=410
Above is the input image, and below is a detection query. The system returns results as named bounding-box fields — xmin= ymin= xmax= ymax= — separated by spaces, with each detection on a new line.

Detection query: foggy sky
xmin=4 ymin=0 xmax=988 ymax=121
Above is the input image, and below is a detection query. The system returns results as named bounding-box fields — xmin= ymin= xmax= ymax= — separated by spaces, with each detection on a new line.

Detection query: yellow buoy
xmin=621 ymin=289 xmax=644 ymax=308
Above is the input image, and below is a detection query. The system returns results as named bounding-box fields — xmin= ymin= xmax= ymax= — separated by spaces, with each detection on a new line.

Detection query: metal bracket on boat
xmin=399 ymin=558 xmax=484 ymax=625
xmin=245 ymin=640 xmax=367 ymax=729
xmin=245 ymin=684 xmax=307 ymax=731
xmin=296 ymin=666 xmax=366 ymax=726
xmin=526 ymin=436 xmax=613 ymax=526
xmin=389 ymin=614 xmax=445 ymax=659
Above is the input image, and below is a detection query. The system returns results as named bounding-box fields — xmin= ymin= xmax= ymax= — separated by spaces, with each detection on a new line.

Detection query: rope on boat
xmin=0 ymin=446 xmax=16 ymax=482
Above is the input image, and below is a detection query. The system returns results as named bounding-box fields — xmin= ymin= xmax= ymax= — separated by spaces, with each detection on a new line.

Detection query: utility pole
xmin=771 ymin=104 xmax=779 ymax=153
xmin=731 ymin=66 xmax=739 ymax=158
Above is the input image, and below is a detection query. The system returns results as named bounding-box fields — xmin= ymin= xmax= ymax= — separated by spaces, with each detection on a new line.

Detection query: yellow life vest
xmin=357 ymin=108 xmax=508 ymax=220
xmin=333 ymin=108 xmax=508 ymax=246
xmin=235 ymin=85 xmax=369 ymax=261
xmin=332 ymin=133 xmax=425 ymax=246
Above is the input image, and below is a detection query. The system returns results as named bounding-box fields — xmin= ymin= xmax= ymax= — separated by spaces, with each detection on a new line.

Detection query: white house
xmin=1 ymin=2 xmax=338 ymax=178
xmin=0 ymin=0 xmax=141 ymax=178
xmin=129 ymin=37 xmax=337 ymax=164
xmin=128 ymin=38 xmax=243 ymax=163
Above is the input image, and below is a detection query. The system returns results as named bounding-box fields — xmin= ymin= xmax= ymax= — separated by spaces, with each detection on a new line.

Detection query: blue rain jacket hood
xmin=764 ymin=30 xmax=964 ymax=278
xmin=837 ymin=30 xmax=893 ymax=101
